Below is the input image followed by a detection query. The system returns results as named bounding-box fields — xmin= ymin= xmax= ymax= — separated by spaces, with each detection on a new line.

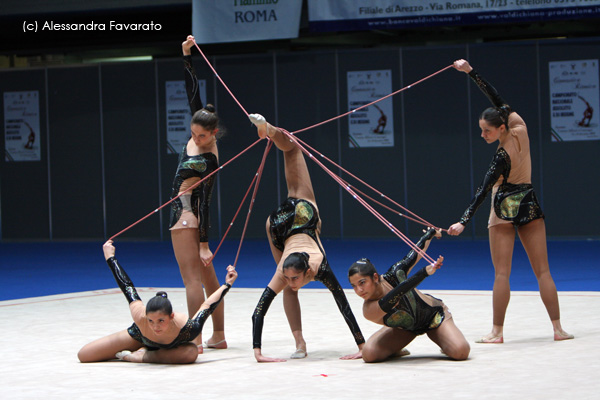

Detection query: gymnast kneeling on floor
xmin=348 ymin=228 xmax=470 ymax=362
xmin=77 ymin=240 xmax=236 ymax=364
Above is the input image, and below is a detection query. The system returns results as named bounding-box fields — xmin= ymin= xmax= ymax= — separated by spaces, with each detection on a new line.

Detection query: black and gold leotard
xmin=167 ymin=55 xmax=218 ymax=241
xmin=168 ymin=149 xmax=218 ymax=241
xmin=268 ymin=197 xmax=320 ymax=252
xmin=107 ymin=256 xmax=227 ymax=350
xmin=379 ymin=229 xmax=445 ymax=335
xmin=458 ymin=69 xmax=544 ymax=228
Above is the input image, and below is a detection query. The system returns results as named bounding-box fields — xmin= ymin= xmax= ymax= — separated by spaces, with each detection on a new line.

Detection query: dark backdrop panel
xmin=461 ymin=42 xmax=542 ymax=239
xmin=402 ymin=45 xmax=469 ymax=239
xmin=47 ymin=66 xmax=104 ymax=239
xmin=0 ymin=69 xmax=50 ymax=239
xmin=337 ymin=49 xmax=405 ymax=238
xmin=276 ymin=52 xmax=341 ymax=238
xmin=538 ymin=40 xmax=600 ymax=238
xmin=212 ymin=55 xmax=277 ymax=241
xmin=101 ymin=62 xmax=161 ymax=240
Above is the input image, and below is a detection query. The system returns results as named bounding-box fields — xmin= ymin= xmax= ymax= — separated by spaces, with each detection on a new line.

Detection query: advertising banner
xmin=347 ymin=70 xmax=394 ymax=148
xmin=549 ymin=59 xmax=599 ymax=141
xmin=308 ymin=0 xmax=600 ymax=31
xmin=166 ymin=80 xmax=207 ymax=153
xmin=193 ymin=0 xmax=303 ymax=44
xmin=4 ymin=90 xmax=41 ymax=162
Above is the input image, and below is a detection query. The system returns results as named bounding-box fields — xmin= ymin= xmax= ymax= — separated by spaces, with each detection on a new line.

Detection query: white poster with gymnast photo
xmin=3 ymin=90 xmax=41 ymax=162
xmin=165 ymin=80 xmax=206 ymax=154
xmin=347 ymin=70 xmax=394 ymax=148
xmin=549 ymin=59 xmax=599 ymax=142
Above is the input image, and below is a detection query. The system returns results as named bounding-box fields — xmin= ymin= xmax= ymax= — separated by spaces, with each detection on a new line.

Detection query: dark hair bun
xmin=156 ymin=291 xmax=168 ymax=298
xmin=204 ymin=104 xmax=216 ymax=113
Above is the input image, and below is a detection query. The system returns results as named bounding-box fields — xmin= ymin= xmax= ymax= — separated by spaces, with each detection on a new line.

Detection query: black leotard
xmin=107 ymin=256 xmax=228 ymax=350
xmin=379 ymin=229 xmax=445 ymax=335
xmin=168 ymin=55 xmax=218 ymax=241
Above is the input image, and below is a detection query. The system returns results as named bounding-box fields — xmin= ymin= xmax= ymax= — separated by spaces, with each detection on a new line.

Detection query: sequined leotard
xmin=376 ymin=229 xmax=446 ymax=335
xmin=252 ymin=197 xmax=365 ymax=349
xmin=459 ymin=70 xmax=544 ymax=228
xmin=168 ymin=55 xmax=219 ymax=240
xmin=106 ymin=256 xmax=227 ymax=350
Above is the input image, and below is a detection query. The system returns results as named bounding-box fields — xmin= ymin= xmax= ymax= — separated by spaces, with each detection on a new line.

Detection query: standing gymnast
xmin=77 ymin=240 xmax=237 ymax=364
xmin=348 ymin=228 xmax=470 ymax=362
xmin=248 ymin=113 xmax=365 ymax=362
xmin=169 ymin=35 xmax=226 ymax=351
xmin=447 ymin=59 xmax=572 ymax=343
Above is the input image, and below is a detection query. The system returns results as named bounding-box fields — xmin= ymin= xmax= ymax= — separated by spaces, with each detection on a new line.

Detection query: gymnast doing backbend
xmin=348 ymin=228 xmax=470 ymax=362
xmin=447 ymin=59 xmax=572 ymax=343
xmin=77 ymin=240 xmax=236 ymax=364
xmin=248 ymin=113 xmax=365 ymax=362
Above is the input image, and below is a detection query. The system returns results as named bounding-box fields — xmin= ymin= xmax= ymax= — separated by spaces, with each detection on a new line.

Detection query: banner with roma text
xmin=193 ymin=0 xmax=303 ymax=44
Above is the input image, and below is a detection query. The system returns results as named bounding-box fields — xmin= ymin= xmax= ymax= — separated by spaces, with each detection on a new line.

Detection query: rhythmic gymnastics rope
xmin=110 ymin=38 xmax=453 ymax=267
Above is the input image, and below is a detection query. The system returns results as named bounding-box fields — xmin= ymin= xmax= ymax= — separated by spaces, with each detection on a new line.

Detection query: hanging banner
xmin=549 ymin=59 xmax=599 ymax=142
xmin=165 ymin=80 xmax=207 ymax=154
xmin=192 ymin=0 xmax=303 ymax=44
xmin=307 ymin=0 xmax=600 ymax=31
xmin=4 ymin=91 xmax=41 ymax=162
xmin=347 ymin=70 xmax=394 ymax=148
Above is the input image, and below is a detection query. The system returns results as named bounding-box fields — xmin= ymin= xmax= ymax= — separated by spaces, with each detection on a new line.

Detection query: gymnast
xmin=448 ymin=59 xmax=572 ymax=343
xmin=77 ymin=240 xmax=237 ymax=364
xmin=348 ymin=228 xmax=470 ymax=362
xmin=248 ymin=113 xmax=365 ymax=362
xmin=169 ymin=35 xmax=226 ymax=351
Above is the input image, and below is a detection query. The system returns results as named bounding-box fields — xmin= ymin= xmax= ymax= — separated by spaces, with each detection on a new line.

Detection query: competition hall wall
xmin=1 ymin=37 xmax=598 ymax=241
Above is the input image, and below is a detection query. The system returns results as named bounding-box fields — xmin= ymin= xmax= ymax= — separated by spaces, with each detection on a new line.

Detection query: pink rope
xmin=111 ymin=41 xmax=451 ymax=266
xmin=108 ymin=138 xmax=263 ymax=240
xmin=233 ymin=140 xmax=273 ymax=268
xmin=293 ymin=65 xmax=453 ymax=135
xmin=193 ymin=40 xmax=249 ymax=117
xmin=293 ymin=135 xmax=441 ymax=231
xmin=208 ymin=164 xmax=259 ymax=262
xmin=207 ymin=140 xmax=273 ymax=267
xmin=278 ymin=129 xmax=436 ymax=265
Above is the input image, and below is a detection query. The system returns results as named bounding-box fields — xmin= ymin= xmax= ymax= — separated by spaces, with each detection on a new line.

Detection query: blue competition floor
xmin=0 ymin=238 xmax=598 ymax=301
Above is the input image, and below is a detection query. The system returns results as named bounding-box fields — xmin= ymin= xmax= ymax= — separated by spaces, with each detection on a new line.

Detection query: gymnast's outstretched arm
xmin=378 ymin=256 xmax=443 ymax=313
xmin=454 ymin=59 xmax=512 ymax=121
xmin=314 ymin=261 xmax=366 ymax=359
xmin=191 ymin=266 xmax=237 ymax=331
xmin=385 ymin=227 xmax=439 ymax=278
xmin=103 ymin=240 xmax=141 ymax=304
xmin=457 ymin=148 xmax=510 ymax=227
xmin=182 ymin=35 xmax=204 ymax=115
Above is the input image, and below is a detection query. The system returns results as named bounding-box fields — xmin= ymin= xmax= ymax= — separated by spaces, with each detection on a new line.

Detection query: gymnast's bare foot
xmin=554 ymin=329 xmax=574 ymax=341
xmin=116 ymin=348 xmax=147 ymax=362
xmin=396 ymin=348 xmax=410 ymax=357
xmin=475 ymin=332 xmax=504 ymax=344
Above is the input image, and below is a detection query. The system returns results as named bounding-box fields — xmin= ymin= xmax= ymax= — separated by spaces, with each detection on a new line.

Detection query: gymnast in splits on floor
xmin=249 ymin=113 xmax=365 ymax=362
xmin=348 ymin=228 xmax=470 ymax=362
xmin=77 ymin=240 xmax=236 ymax=364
